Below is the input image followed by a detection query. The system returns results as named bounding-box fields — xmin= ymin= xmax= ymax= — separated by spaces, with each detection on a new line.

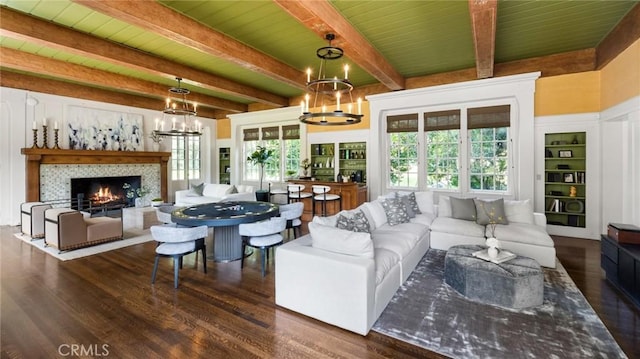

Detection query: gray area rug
xmin=372 ymin=249 xmax=626 ymax=358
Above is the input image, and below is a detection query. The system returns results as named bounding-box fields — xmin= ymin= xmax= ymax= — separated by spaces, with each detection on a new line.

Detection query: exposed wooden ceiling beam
xmin=0 ymin=71 xmax=223 ymax=120
xmin=468 ymin=0 xmax=498 ymax=79
xmin=72 ymin=0 xmax=305 ymax=90
xmin=273 ymin=0 xmax=405 ymax=91
xmin=0 ymin=48 xmax=247 ymax=113
xmin=0 ymin=8 xmax=287 ymax=108
xmin=596 ymin=2 xmax=640 ymax=69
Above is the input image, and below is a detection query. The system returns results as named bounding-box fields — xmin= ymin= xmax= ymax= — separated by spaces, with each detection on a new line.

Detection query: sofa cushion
xmin=182 ymin=196 xmax=223 ymax=205
xmin=374 ymin=248 xmax=400 ymax=285
xmin=474 ymin=198 xmax=508 ymax=225
xmin=236 ymin=184 xmax=254 ymax=193
xmin=414 ymin=191 xmax=435 ymax=215
xmin=189 ymin=182 xmax=205 ymax=196
xmin=430 ymin=217 xmax=486 ymax=238
xmin=371 ymin=232 xmax=417 ymax=259
xmin=203 ymin=183 xmax=231 ymax=198
xmin=380 ymin=198 xmax=410 ymax=226
xmin=410 ymin=212 xmax=435 ymax=227
xmin=504 ymin=199 xmax=535 ymax=224
xmin=438 ymin=196 xmax=452 ymax=217
xmin=492 ymin=223 xmax=554 ymax=247
xmin=375 ymin=222 xmax=429 ymax=244
xmin=362 ymin=200 xmax=387 ymax=229
xmin=450 ymin=197 xmax=476 ymax=221
xmin=308 ymin=222 xmax=374 ymax=259
xmin=312 ymin=213 xmax=340 ymax=227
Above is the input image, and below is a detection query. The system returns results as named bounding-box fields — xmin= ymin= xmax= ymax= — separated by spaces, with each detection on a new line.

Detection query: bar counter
xmin=287 ymin=179 xmax=368 ymax=221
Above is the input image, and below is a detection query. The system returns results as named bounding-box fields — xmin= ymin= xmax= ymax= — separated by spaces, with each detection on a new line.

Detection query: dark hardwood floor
xmin=1 ymin=225 xmax=638 ymax=358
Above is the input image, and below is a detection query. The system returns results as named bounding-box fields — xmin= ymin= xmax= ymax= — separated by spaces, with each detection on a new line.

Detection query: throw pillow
xmin=474 ymin=198 xmax=509 ymax=225
xmin=380 ymin=198 xmax=410 ymax=226
xmin=437 ymin=196 xmax=452 ymax=217
xmin=414 ymin=191 xmax=434 ymax=215
xmin=351 ymin=210 xmax=371 ymax=233
xmin=336 ymin=210 xmax=371 ymax=233
xmin=396 ymin=191 xmax=421 ymax=218
xmin=190 ymin=182 xmax=205 ymax=196
xmin=336 ymin=213 xmax=354 ymax=231
xmin=309 ymin=222 xmax=374 ymax=259
xmin=450 ymin=197 xmax=476 ymax=221
xmin=226 ymin=185 xmax=238 ymax=194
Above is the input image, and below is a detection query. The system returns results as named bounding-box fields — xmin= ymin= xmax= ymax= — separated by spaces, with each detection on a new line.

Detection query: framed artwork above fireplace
xmin=67 ymin=106 xmax=144 ymax=151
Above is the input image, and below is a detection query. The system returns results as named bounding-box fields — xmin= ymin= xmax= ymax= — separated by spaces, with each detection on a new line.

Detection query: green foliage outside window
xmin=389 ymin=132 xmax=418 ymax=187
xmin=469 ymin=127 xmax=508 ymax=191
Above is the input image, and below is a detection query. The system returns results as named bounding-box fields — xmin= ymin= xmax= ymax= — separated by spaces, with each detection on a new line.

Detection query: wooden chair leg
xmin=151 ymin=255 xmax=160 ymax=284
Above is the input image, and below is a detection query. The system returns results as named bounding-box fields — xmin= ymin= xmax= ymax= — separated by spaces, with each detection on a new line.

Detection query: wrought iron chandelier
xmin=299 ymin=34 xmax=363 ymax=126
xmin=152 ymin=77 xmax=202 ymax=137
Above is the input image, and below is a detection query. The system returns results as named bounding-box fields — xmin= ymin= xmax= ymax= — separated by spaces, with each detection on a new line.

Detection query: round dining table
xmin=172 ymin=201 xmax=279 ymax=262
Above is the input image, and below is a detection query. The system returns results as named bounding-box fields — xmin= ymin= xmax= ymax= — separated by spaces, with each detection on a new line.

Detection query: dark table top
xmin=171 ymin=201 xmax=279 ymax=227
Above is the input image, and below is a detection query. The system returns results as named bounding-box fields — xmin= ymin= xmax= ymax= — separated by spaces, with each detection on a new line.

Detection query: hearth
xmin=71 ymin=176 xmax=141 ymax=210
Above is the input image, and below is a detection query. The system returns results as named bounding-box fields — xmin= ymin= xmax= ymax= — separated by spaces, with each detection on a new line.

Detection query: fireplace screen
xmin=71 ymin=176 xmax=142 ymax=209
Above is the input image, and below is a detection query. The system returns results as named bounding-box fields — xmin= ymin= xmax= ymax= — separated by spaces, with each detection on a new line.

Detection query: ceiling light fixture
xmin=299 ymin=34 xmax=363 ymax=126
xmin=152 ymin=77 xmax=201 ymax=137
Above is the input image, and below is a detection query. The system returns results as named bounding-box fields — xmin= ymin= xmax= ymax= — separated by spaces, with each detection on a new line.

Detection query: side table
xmin=122 ymin=206 xmax=162 ymax=230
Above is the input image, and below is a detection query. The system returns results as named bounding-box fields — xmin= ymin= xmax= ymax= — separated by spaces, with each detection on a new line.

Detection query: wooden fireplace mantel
xmin=21 ymin=148 xmax=171 ymax=202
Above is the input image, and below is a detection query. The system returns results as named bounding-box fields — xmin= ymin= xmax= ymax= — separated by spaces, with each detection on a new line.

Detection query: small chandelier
xmin=300 ymin=34 xmax=363 ymax=126
xmin=152 ymin=77 xmax=202 ymax=137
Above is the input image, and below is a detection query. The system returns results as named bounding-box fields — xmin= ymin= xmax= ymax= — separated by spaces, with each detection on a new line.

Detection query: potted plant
xmin=300 ymin=158 xmax=311 ymax=178
xmin=247 ymin=145 xmax=274 ymax=195
xmin=151 ymin=197 xmax=163 ymax=207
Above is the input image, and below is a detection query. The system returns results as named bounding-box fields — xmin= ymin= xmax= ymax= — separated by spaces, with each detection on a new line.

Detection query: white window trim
xmin=367 ymin=72 xmax=539 ymax=200
xmin=228 ymin=107 xmax=306 ymax=187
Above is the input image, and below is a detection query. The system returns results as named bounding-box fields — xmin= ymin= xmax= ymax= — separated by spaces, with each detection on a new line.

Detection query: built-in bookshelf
xmin=219 ymin=147 xmax=230 ymax=184
xmin=310 ymin=143 xmax=335 ymax=181
xmin=544 ymin=132 xmax=586 ymax=228
xmin=338 ymin=142 xmax=366 ymax=183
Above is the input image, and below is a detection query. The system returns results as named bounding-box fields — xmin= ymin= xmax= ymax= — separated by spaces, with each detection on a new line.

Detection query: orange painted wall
xmin=601 ymin=38 xmax=640 ymax=110
xmin=216 ymin=118 xmax=231 ymax=139
xmin=534 ymin=72 xmax=600 ymax=116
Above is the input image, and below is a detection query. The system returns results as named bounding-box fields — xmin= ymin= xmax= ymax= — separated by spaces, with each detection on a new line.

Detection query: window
xmin=283 ymin=125 xmax=301 ymax=178
xmin=171 ymin=135 xmax=200 ymax=181
xmin=387 ymin=105 xmax=511 ymax=194
xmin=467 ymin=106 xmax=510 ymax=191
xmin=425 ymin=110 xmax=460 ymax=190
xmin=242 ymin=124 xmax=301 ymax=182
xmin=387 ymin=114 xmax=419 ymax=187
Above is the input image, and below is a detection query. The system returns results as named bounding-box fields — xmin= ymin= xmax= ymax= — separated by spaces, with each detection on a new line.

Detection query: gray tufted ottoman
xmin=444 ymin=245 xmax=544 ymax=309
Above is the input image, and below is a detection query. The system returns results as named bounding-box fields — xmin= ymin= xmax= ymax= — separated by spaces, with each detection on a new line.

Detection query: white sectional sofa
xmin=276 ymin=192 xmax=434 ymax=335
xmin=175 ymin=183 xmax=255 ymax=206
xmin=276 ymin=191 xmax=557 ymax=335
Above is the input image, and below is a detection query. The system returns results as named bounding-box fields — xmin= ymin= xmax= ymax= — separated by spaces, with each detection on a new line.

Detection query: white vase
xmin=152 ymin=142 xmax=160 ymax=151
xmin=488 ymin=246 xmax=499 ymax=259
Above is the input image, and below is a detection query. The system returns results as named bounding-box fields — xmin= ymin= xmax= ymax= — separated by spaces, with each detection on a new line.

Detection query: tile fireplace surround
xmin=20 ymin=148 xmax=171 ymax=203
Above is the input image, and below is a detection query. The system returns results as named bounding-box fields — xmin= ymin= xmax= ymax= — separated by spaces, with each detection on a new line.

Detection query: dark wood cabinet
xmin=601 ymin=234 xmax=640 ymax=307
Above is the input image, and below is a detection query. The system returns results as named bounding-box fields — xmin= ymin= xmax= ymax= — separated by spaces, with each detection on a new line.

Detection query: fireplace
xmin=71 ymin=176 xmax=141 ymax=209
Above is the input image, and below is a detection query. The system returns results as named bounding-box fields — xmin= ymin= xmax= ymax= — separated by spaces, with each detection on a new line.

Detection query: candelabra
xmin=53 ymin=128 xmax=60 ymax=149
xmin=31 ymin=128 xmax=39 ymax=149
xmin=42 ymin=125 xmax=49 ymax=149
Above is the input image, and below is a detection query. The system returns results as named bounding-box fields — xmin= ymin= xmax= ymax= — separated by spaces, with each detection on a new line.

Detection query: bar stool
xmin=312 ymin=185 xmax=341 ymax=217
xmin=287 ymin=184 xmax=312 ymax=204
